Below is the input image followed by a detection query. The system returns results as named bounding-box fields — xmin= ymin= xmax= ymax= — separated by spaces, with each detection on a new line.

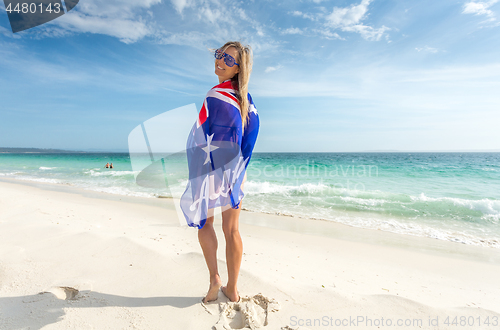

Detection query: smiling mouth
xmin=217 ymin=64 xmax=224 ymax=70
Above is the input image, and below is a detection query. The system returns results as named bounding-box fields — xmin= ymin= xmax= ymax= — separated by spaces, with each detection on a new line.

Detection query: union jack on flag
xmin=180 ymin=80 xmax=259 ymax=229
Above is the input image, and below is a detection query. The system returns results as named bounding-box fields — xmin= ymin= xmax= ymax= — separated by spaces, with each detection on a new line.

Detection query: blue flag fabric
xmin=180 ymin=80 xmax=259 ymax=229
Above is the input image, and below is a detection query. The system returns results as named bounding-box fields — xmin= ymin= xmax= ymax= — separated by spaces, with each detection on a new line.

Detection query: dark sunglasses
xmin=214 ymin=49 xmax=239 ymax=67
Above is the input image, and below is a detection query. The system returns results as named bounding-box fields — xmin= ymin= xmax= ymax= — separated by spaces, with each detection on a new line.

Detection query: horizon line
xmin=1 ymin=147 xmax=500 ymax=153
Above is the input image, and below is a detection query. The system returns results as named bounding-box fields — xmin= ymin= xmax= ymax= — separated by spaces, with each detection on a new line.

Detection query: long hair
xmin=219 ymin=41 xmax=253 ymax=130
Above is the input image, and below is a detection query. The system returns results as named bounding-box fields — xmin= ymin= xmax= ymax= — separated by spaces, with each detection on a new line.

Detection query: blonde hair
xmin=219 ymin=41 xmax=253 ymax=130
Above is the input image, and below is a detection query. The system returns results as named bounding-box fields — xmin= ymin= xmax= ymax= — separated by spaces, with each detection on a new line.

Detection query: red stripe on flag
xmin=197 ymin=103 xmax=208 ymax=126
xmin=218 ymin=91 xmax=239 ymax=105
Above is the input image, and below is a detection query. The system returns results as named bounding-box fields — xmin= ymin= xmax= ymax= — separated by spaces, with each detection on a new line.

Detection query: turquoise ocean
xmin=1 ymin=152 xmax=499 ymax=248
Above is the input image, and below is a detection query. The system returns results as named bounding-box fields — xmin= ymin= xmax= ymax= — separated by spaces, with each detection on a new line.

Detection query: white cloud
xmin=288 ymin=1 xmax=388 ymax=41
xmin=56 ymin=12 xmax=152 ymax=44
xmin=171 ymin=0 xmax=194 ymax=14
xmin=198 ymin=5 xmax=222 ymax=24
xmin=327 ymin=0 xmax=372 ymax=27
xmin=265 ymin=65 xmax=283 ymax=73
xmin=74 ymin=0 xmax=161 ymax=18
xmin=158 ymin=31 xmax=214 ymax=48
xmin=4 ymin=0 xmax=272 ymax=52
xmin=463 ymin=2 xmax=492 ymax=15
xmin=0 ymin=25 xmax=22 ymax=39
xmin=343 ymin=24 xmax=390 ymax=41
xmin=234 ymin=7 xmax=266 ymax=37
xmin=281 ymin=27 xmax=303 ymax=35
xmin=290 ymin=10 xmax=317 ymax=21
xmin=313 ymin=29 xmax=344 ymax=40
xmin=323 ymin=0 xmax=390 ymax=41
xmin=415 ymin=46 xmax=439 ymax=53
xmin=462 ymin=0 xmax=499 ymax=16
xmin=43 ymin=0 xmax=161 ymax=43
xmin=156 ymin=0 xmax=270 ymax=48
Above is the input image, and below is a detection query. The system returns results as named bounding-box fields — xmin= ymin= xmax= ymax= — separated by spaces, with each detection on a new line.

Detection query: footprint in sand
xmin=41 ymin=286 xmax=79 ymax=300
xmin=212 ymin=293 xmax=280 ymax=330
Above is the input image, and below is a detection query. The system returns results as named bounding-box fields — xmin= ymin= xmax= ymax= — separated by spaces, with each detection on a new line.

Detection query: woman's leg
xmin=198 ymin=214 xmax=222 ymax=302
xmin=221 ymin=203 xmax=243 ymax=302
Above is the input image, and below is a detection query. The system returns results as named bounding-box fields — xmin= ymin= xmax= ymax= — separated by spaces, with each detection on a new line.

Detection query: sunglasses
xmin=214 ymin=49 xmax=239 ymax=67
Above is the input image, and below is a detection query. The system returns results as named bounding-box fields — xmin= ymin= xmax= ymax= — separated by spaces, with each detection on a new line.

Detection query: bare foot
xmin=221 ymin=285 xmax=240 ymax=302
xmin=202 ymin=275 xmax=222 ymax=303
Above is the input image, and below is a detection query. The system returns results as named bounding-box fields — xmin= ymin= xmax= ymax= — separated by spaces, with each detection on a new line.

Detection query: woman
xmin=183 ymin=41 xmax=259 ymax=303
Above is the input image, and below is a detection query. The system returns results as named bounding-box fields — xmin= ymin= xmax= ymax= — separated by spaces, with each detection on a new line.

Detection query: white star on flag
xmin=202 ymin=133 xmax=219 ymax=165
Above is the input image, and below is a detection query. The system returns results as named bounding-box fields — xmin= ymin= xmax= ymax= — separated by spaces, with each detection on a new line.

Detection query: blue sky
xmin=1 ymin=0 xmax=499 ymax=152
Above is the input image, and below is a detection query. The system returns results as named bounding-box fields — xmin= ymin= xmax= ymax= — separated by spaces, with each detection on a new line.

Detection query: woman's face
xmin=215 ymin=46 xmax=240 ymax=83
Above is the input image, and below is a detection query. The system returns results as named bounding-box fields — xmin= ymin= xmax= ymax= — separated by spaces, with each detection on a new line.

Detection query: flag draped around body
xmin=180 ymin=80 xmax=259 ymax=229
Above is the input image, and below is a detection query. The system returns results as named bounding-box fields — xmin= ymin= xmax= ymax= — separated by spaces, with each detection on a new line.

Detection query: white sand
xmin=1 ymin=179 xmax=499 ymax=330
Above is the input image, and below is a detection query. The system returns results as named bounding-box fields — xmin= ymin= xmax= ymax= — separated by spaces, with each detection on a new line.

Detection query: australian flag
xmin=180 ymin=81 xmax=259 ymax=229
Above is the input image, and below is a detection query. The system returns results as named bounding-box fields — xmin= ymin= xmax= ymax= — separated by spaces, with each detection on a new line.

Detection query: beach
xmin=1 ymin=178 xmax=499 ymax=330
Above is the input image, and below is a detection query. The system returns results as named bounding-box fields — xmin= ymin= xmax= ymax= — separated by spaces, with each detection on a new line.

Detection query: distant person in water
xmin=104 ymin=163 xmax=110 ymax=168
xmin=110 ymin=163 xmax=114 ymax=169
